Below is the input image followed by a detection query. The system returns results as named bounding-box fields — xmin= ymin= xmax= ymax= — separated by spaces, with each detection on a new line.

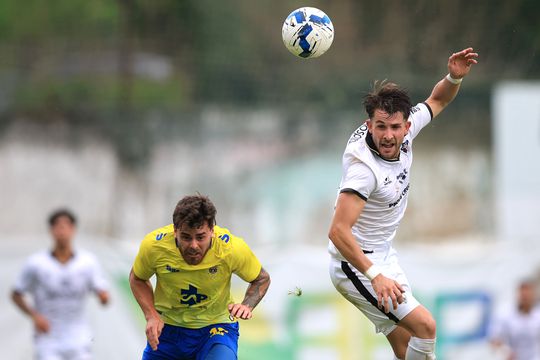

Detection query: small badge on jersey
xmin=396 ymin=168 xmax=408 ymax=184
xmin=209 ymin=266 xmax=218 ymax=275
xmin=400 ymin=139 xmax=410 ymax=153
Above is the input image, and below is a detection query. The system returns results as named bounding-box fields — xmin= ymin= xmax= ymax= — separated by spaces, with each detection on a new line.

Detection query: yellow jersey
xmin=132 ymin=224 xmax=262 ymax=329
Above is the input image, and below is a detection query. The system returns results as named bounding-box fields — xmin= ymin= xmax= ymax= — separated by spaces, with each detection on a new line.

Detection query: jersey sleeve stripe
xmin=422 ymin=101 xmax=434 ymax=120
xmin=341 ymin=261 xmax=400 ymax=323
xmin=340 ymin=188 xmax=368 ymax=201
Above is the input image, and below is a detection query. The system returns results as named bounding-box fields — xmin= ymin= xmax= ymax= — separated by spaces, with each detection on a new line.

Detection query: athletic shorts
xmin=35 ymin=333 xmax=92 ymax=360
xmin=142 ymin=322 xmax=239 ymax=360
xmin=329 ymin=250 xmax=420 ymax=336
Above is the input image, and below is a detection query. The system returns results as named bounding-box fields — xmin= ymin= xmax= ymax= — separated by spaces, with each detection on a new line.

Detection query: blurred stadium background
xmin=1 ymin=1 xmax=539 ymax=359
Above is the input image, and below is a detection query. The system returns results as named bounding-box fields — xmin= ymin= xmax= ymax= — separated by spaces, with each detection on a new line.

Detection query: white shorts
xmin=329 ymin=250 xmax=420 ymax=336
xmin=35 ymin=332 xmax=92 ymax=360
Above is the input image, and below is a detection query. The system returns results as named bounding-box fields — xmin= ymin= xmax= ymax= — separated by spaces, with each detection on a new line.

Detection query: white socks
xmin=405 ymin=337 xmax=436 ymax=360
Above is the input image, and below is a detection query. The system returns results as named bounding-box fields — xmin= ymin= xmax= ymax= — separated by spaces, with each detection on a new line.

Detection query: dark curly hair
xmin=363 ymin=81 xmax=413 ymax=120
xmin=173 ymin=194 xmax=217 ymax=230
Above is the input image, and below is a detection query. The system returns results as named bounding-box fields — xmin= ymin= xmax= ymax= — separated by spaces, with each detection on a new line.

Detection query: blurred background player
xmin=11 ymin=209 xmax=110 ymax=360
xmin=489 ymin=280 xmax=540 ymax=360
xmin=129 ymin=194 xmax=270 ymax=360
xmin=328 ymin=48 xmax=478 ymax=360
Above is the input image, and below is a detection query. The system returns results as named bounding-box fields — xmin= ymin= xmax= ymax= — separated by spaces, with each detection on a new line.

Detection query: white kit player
xmin=489 ymin=280 xmax=540 ymax=360
xmin=328 ymin=48 xmax=478 ymax=360
xmin=12 ymin=209 xmax=110 ymax=360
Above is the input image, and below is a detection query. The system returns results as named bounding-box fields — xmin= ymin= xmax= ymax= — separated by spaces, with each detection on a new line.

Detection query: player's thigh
xmin=35 ymin=340 xmax=62 ymax=360
xmin=68 ymin=346 xmax=92 ymax=360
xmin=36 ymin=350 xmax=63 ymax=360
xmin=36 ymin=354 xmax=63 ymax=360
xmin=330 ymin=259 xmax=420 ymax=336
xmin=398 ymin=305 xmax=436 ymax=338
xmin=142 ymin=324 xmax=194 ymax=360
xmin=197 ymin=323 xmax=239 ymax=360
xmin=203 ymin=344 xmax=236 ymax=360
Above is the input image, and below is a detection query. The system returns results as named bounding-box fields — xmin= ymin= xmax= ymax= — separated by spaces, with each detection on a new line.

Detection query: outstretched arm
xmin=228 ymin=267 xmax=270 ymax=320
xmin=425 ymin=47 xmax=479 ymax=118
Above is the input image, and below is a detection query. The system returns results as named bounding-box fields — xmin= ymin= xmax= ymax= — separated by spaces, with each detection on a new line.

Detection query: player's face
xmin=50 ymin=216 xmax=75 ymax=248
xmin=175 ymin=223 xmax=213 ymax=265
xmin=367 ymin=109 xmax=410 ymax=160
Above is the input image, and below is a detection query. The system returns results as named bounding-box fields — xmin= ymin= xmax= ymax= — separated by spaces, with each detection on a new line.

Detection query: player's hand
xmin=228 ymin=303 xmax=253 ymax=320
xmin=97 ymin=290 xmax=110 ymax=305
xmin=31 ymin=313 xmax=50 ymax=333
xmin=371 ymin=274 xmax=405 ymax=313
xmin=448 ymin=47 xmax=478 ymax=79
xmin=145 ymin=315 xmax=164 ymax=351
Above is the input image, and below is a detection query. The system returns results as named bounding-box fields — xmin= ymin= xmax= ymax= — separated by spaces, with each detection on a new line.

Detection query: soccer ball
xmin=282 ymin=7 xmax=334 ymax=59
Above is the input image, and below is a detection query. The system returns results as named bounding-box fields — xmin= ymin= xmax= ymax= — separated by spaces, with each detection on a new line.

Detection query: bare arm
xmin=228 ymin=267 xmax=270 ymax=320
xmin=328 ymin=193 xmax=373 ymax=273
xmin=11 ymin=290 xmax=50 ymax=333
xmin=425 ymin=47 xmax=479 ymax=118
xmin=328 ymin=192 xmax=404 ymax=312
xmin=129 ymin=268 xmax=163 ymax=351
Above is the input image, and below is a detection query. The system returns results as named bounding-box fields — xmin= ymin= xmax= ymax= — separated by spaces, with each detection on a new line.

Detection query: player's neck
xmin=52 ymin=246 xmax=74 ymax=264
xmin=518 ymin=304 xmax=533 ymax=314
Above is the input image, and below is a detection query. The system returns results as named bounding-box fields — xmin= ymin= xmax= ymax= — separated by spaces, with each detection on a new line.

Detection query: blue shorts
xmin=142 ymin=322 xmax=239 ymax=360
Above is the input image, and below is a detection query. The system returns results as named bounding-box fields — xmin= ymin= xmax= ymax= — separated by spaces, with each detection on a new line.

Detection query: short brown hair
xmin=363 ymin=81 xmax=413 ymax=120
xmin=173 ymin=194 xmax=216 ymax=230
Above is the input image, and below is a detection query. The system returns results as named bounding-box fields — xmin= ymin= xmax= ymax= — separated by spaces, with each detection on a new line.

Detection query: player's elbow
xmin=256 ymin=268 xmax=271 ymax=288
xmin=328 ymin=224 xmax=338 ymax=242
xmin=328 ymin=223 xmax=347 ymax=245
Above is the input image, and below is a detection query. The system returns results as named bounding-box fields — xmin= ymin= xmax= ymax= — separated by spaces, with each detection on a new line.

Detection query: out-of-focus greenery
xmin=0 ymin=0 xmax=538 ymax=163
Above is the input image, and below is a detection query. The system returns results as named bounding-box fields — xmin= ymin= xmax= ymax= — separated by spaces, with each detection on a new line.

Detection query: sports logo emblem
xmin=180 ymin=285 xmax=208 ymax=306
xmin=209 ymin=327 xmax=228 ymax=337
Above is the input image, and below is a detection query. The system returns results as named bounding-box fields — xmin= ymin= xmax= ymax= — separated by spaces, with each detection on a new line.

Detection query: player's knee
xmin=418 ymin=315 xmax=436 ymax=338
xmin=410 ymin=313 xmax=436 ymax=339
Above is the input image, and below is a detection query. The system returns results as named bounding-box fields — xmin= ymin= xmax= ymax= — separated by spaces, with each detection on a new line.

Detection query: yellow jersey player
xmin=129 ymin=194 xmax=270 ymax=360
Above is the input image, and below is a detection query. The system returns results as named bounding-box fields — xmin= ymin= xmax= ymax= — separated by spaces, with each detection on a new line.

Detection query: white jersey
xmin=329 ymin=102 xmax=432 ymax=259
xmin=14 ymin=249 xmax=108 ymax=350
xmin=489 ymin=306 xmax=540 ymax=360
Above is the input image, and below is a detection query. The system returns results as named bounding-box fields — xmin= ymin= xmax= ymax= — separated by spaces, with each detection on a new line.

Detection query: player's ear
xmin=366 ymin=119 xmax=373 ymax=133
xmin=405 ymin=120 xmax=411 ymax=135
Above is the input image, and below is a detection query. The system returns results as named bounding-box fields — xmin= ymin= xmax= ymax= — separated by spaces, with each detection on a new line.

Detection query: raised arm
xmin=129 ymin=268 xmax=163 ymax=351
xmin=228 ymin=267 xmax=270 ymax=320
xmin=425 ymin=47 xmax=479 ymax=118
xmin=328 ymin=192 xmax=404 ymax=313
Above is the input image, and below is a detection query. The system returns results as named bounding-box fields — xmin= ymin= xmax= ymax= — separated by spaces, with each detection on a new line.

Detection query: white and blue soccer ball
xmin=282 ymin=7 xmax=334 ymax=59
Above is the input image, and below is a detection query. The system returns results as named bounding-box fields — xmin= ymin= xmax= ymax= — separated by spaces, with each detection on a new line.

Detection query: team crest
xmin=209 ymin=266 xmax=218 ymax=274
xmin=400 ymin=140 xmax=410 ymax=153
